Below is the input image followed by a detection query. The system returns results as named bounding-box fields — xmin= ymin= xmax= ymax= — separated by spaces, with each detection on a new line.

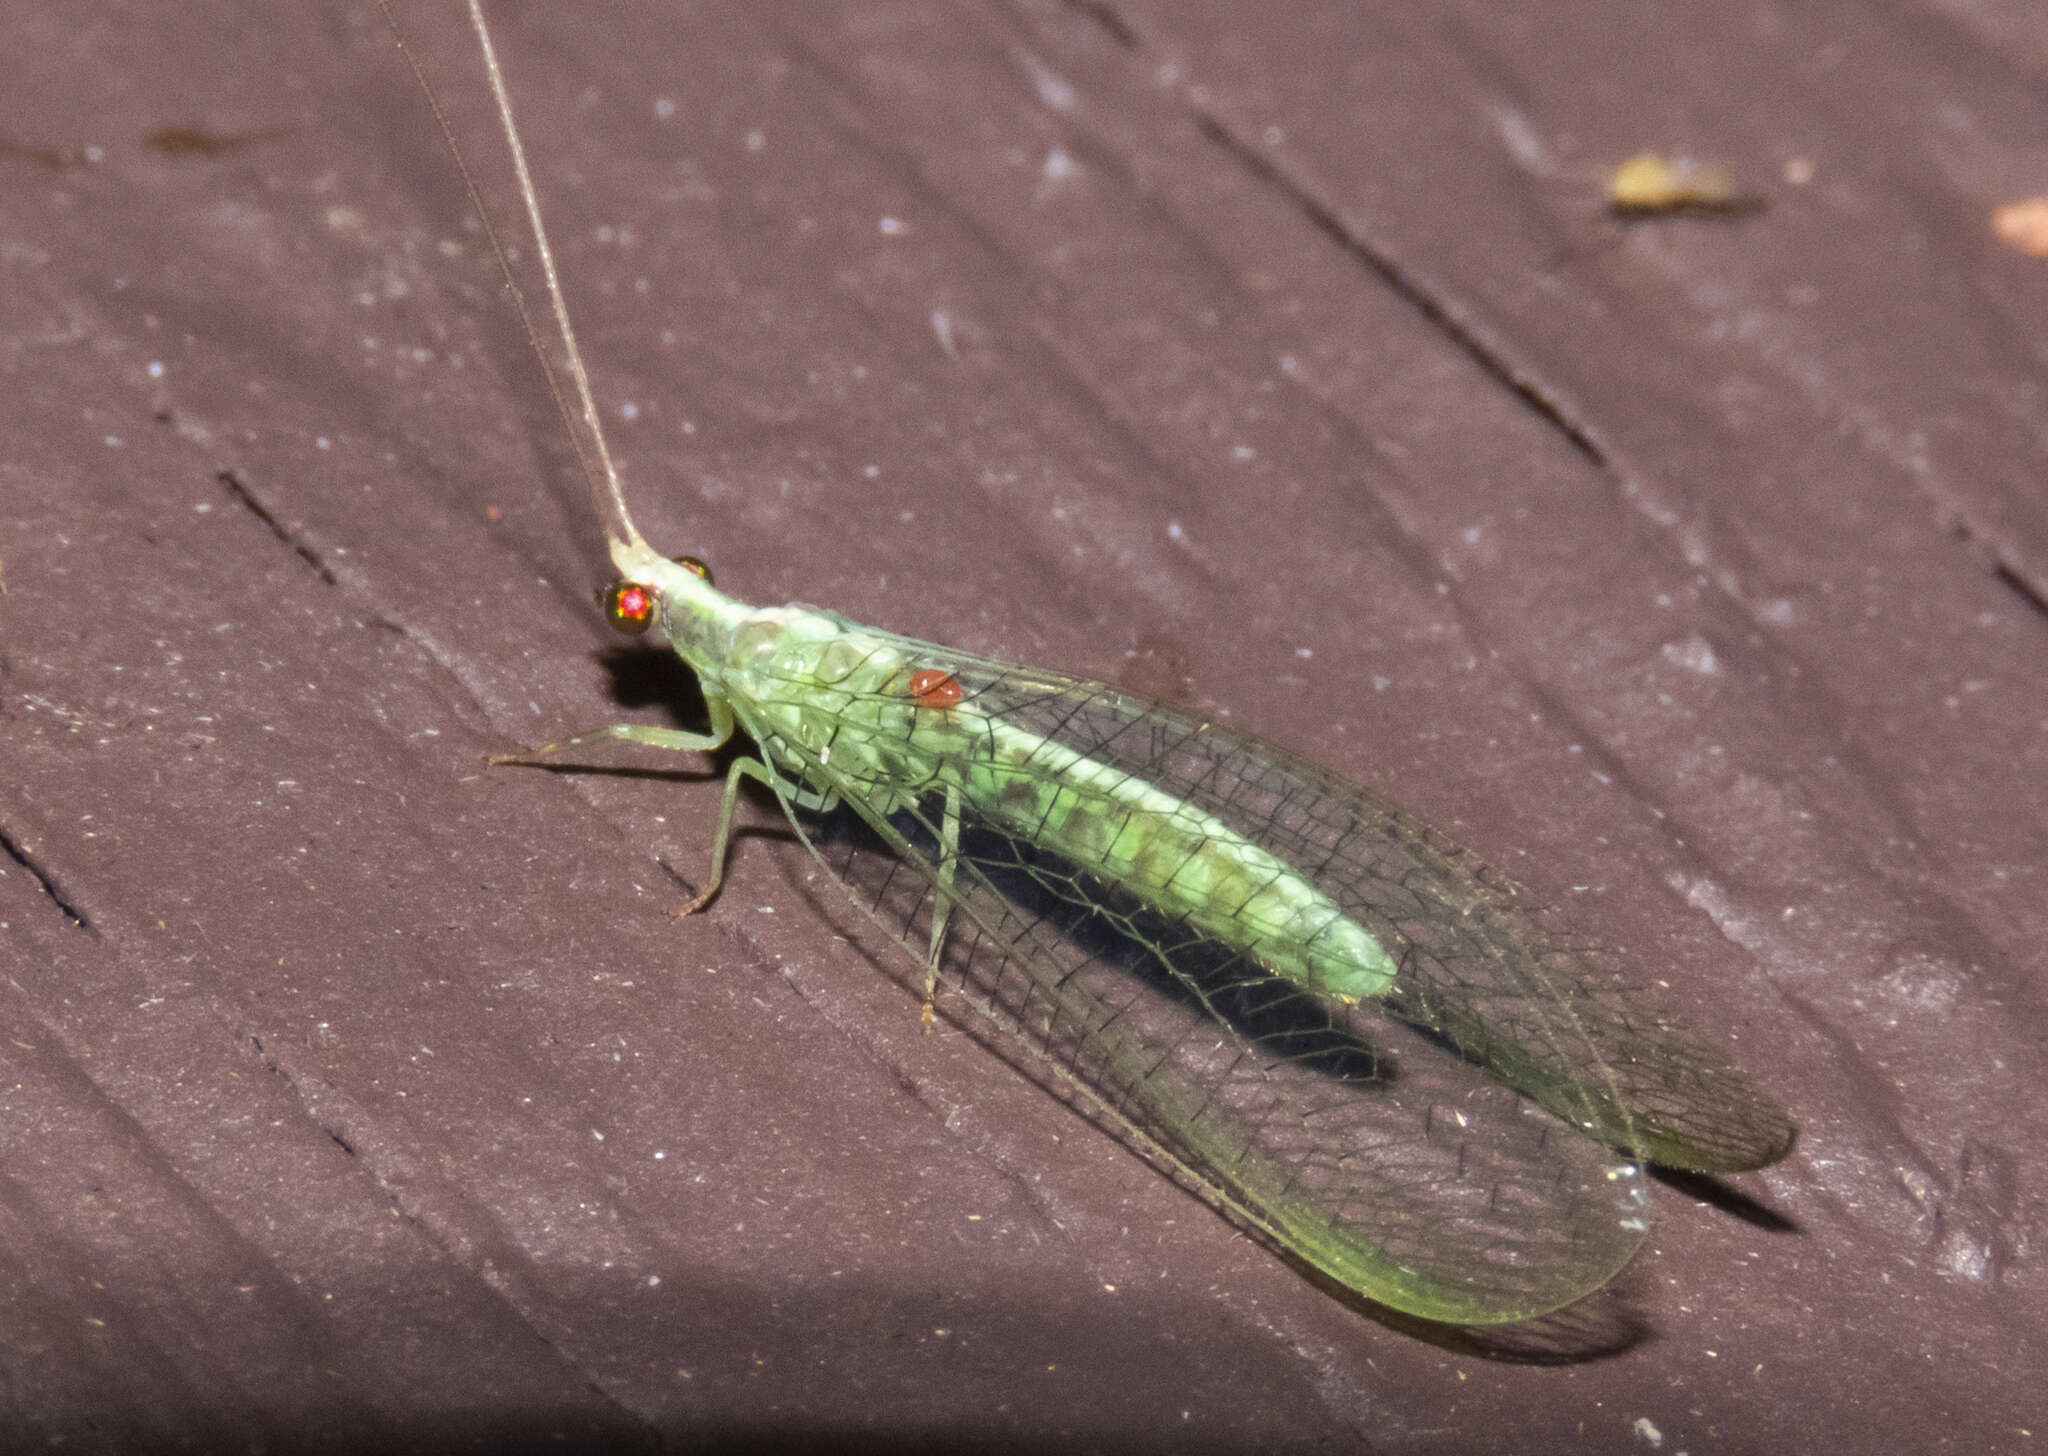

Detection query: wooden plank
xmin=0 ymin=1 xmax=2039 ymax=1450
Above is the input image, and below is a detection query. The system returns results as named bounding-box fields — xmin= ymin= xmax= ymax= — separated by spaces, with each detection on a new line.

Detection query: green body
xmin=590 ymin=542 xmax=1790 ymax=1325
xmin=689 ymin=584 xmax=1396 ymax=1004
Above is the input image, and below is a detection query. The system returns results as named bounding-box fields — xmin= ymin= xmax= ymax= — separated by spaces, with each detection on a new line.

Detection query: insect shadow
xmin=1651 ymin=1165 xmax=1801 ymax=1234
xmin=799 ymin=809 xmax=1658 ymax=1359
xmin=597 ymin=639 xmax=710 ymax=722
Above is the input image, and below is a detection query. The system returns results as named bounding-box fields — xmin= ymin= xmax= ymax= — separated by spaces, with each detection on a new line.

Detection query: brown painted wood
xmin=2 ymin=2 xmax=2041 ymax=1450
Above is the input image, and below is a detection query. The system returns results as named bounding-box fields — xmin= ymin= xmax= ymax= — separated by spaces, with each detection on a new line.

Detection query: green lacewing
xmin=385 ymin=0 xmax=1792 ymax=1325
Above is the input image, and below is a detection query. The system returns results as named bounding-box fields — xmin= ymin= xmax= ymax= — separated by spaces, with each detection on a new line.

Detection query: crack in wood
xmin=0 ymin=824 xmax=93 ymax=933
xmin=215 ymin=469 xmax=338 ymax=586
xmin=1191 ymin=110 xmax=1607 ymax=470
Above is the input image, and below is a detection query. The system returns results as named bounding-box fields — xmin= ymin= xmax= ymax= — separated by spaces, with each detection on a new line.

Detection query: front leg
xmin=486 ymin=691 xmax=740 ymax=767
xmin=673 ymin=753 xmax=835 ymax=916
xmin=490 ymin=692 xmax=757 ymax=913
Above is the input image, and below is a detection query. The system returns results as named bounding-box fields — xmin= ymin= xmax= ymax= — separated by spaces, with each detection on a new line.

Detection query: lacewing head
xmin=603 ymin=556 xmax=713 ymax=636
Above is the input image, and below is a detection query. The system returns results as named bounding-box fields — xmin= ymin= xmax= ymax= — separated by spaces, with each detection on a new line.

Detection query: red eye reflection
xmin=603 ymin=580 xmax=656 ymax=635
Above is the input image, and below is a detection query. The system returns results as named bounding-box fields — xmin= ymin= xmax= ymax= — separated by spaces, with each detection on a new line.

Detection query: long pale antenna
xmin=375 ymin=0 xmax=649 ymax=555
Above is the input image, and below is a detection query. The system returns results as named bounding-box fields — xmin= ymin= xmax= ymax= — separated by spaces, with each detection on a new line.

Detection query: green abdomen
xmin=961 ymin=727 xmax=1397 ymax=1003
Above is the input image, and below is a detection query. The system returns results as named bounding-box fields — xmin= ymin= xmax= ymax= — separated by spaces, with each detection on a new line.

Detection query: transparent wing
xmin=792 ymin=758 xmax=1651 ymax=1325
xmin=722 ymin=644 xmax=1800 ymax=1323
xmin=778 ymin=622 xmax=1793 ymax=1175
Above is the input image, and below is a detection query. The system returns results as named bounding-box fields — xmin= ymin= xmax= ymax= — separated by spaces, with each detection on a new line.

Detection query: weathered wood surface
xmin=2 ymin=2 xmax=2042 ymax=1450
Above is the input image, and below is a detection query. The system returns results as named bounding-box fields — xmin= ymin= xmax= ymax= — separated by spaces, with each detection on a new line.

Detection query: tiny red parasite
xmin=907 ymin=668 xmax=964 ymax=707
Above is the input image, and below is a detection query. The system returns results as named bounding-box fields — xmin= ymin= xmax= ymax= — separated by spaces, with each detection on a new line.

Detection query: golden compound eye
xmin=907 ymin=668 xmax=963 ymax=707
xmin=674 ymin=554 xmax=713 ymax=585
xmin=603 ymin=579 xmax=657 ymax=635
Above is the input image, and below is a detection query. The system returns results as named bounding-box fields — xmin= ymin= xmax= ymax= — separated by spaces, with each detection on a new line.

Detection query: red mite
xmin=907 ymin=668 xmax=964 ymax=707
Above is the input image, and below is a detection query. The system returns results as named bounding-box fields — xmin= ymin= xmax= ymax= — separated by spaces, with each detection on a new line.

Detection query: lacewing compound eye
xmin=603 ymin=580 xmax=656 ymax=635
xmin=907 ymin=668 xmax=964 ymax=707
xmin=674 ymin=554 xmax=713 ymax=585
